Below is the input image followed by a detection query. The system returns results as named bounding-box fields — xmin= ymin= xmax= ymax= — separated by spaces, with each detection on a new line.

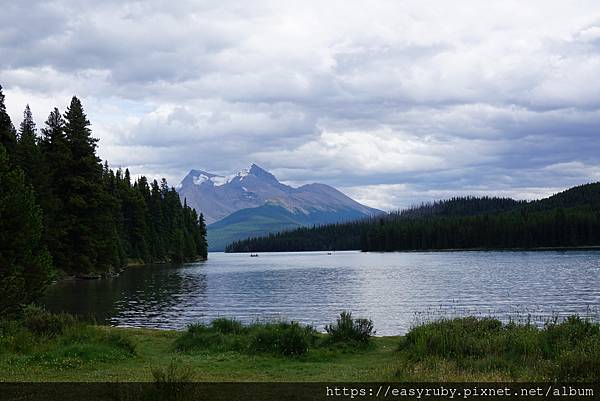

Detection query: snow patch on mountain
xmin=193 ymin=174 xmax=209 ymax=186
xmin=206 ymin=167 xmax=252 ymax=187
xmin=177 ymin=163 xmax=382 ymax=225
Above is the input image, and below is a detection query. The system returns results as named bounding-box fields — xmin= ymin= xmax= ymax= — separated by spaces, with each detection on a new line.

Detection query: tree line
xmin=0 ymin=85 xmax=207 ymax=316
xmin=226 ymin=187 xmax=600 ymax=253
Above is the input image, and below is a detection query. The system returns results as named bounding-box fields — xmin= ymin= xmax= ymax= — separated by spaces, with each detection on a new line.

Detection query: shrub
xmin=22 ymin=305 xmax=76 ymax=337
xmin=0 ymin=319 xmax=36 ymax=354
xmin=248 ymin=322 xmax=314 ymax=357
xmin=325 ymin=311 xmax=375 ymax=344
xmin=174 ymin=323 xmax=231 ymax=352
xmin=175 ymin=319 xmax=316 ymax=357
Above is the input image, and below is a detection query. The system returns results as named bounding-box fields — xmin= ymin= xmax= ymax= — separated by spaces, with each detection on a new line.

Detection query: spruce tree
xmin=62 ymin=97 xmax=120 ymax=273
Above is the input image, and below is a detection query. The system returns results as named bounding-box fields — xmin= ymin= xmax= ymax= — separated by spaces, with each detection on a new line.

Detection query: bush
xmin=0 ymin=319 xmax=36 ymax=354
xmin=174 ymin=323 xmax=232 ymax=352
xmin=22 ymin=305 xmax=76 ymax=336
xmin=325 ymin=311 xmax=375 ymax=344
xmin=249 ymin=322 xmax=315 ymax=357
xmin=175 ymin=319 xmax=316 ymax=357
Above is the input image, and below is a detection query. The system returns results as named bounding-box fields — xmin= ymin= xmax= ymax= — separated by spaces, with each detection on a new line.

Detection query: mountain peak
xmin=188 ymin=169 xmax=216 ymax=178
xmin=177 ymin=164 xmax=381 ymax=227
xmin=249 ymin=163 xmax=267 ymax=174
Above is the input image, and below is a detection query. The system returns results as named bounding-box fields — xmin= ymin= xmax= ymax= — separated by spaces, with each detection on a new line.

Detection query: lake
xmin=41 ymin=250 xmax=600 ymax=335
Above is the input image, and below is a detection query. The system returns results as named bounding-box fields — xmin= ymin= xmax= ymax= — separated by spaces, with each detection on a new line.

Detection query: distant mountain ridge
xmin=176 ymin=164 xmax=382 ymax=250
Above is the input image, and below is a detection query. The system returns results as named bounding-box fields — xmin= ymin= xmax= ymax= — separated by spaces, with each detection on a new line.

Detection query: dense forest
xmin=226 ymin=187 xmax=600 ymax=253
xmin=0 ymin=85 xmax=207 ymax=316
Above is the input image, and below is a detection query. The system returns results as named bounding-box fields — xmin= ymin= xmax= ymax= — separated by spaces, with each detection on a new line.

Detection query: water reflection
xmin=42 ymin=251 xmax=600 ymax=335
xmin=43 ymin=262 xmax=209 ymax=327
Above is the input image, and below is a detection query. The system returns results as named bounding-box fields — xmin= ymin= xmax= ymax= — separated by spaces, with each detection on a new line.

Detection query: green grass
xmin=1 ymin=310 xmax=599 ymax=382
xmin=174 ymin=319 xmax=317 ymax=357
xmin=397 ymin=316 xmax=600 ymax=381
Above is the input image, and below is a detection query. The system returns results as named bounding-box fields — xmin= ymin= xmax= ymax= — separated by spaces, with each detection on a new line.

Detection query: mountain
xmin=177 ymin=164 xmax=382 ymax=250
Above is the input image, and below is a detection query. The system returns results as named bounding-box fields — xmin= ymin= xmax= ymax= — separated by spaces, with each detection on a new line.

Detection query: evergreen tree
xmin=1 ymin=87 xmax=208 ymax=282
xmin=226 ymin=188 xmax=600 ymax=253
xmin=198 ymin=213 xmax=208 ymax=259
xmin=0 ymin=85 xmax=17 ymax=158
xmin=39 ymin=108 xmax=72 ymax=270
xmin=15 ymin=105 xmax=46 ymax=192
xmin=62 ymin=97 xmax=119 ymax=273
xmin=0 ymin=145 xmax=52 ymax=316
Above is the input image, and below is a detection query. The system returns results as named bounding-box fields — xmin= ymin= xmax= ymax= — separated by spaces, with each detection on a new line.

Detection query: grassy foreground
xmin=1 ymin=308 xmax=599 ymax=382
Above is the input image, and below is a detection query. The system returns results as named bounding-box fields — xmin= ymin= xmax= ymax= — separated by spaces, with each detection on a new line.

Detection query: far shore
xmin=223 ymin=244 xmax=600 ymax=254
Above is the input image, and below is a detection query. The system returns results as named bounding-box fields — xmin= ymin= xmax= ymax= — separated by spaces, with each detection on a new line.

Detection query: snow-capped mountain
xmin=177 ymin=164 xmax=382 ymax=250
xmin=177 ymin=163 xmax=379 ymax=224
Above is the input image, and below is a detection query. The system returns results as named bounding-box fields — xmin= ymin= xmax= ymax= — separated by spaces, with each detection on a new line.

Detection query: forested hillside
xmin=0 ymin=85 xmax=207 ymax=316
xmin=226 ymin=188 xmax=600 ymax=253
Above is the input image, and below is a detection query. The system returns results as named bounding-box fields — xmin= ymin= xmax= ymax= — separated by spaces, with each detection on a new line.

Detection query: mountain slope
xmin=177 ymin=163 xmax=379 ymax=225
xmin=177 ymin=163 xmax=382 ymax=250
xmin=207 ymin=202 xmax=374 ymax=251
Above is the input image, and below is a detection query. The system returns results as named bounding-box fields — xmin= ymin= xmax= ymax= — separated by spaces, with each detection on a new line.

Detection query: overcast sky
xmin=2 ymin=0 xmax=600 ymax=210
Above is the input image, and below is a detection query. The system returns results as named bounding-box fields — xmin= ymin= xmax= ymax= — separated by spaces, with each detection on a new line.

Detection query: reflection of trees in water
xmin=42 ymin=263 xmax=208 ymax=328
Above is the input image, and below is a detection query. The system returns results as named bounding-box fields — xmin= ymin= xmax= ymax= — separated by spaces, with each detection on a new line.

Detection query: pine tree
xmin=0 ymin=145 xmax=52 ymax=316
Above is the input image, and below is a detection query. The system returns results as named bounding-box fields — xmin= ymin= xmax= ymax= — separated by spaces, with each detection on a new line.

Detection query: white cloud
xmin=2 ymin=1 xmax=600 ymax=210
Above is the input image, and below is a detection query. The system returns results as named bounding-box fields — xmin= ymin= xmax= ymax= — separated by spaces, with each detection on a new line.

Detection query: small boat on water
xmin=250 ymin=253 xmax=259 ymax=257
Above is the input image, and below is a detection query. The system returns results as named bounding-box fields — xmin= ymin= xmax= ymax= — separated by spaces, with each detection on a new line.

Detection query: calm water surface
xmin=42 ymin=251 xmax=600 ymax=335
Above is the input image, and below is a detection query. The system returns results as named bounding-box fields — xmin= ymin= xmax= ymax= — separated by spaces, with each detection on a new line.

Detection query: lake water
xmin=41 ymin=250 xmax=600 ymax=335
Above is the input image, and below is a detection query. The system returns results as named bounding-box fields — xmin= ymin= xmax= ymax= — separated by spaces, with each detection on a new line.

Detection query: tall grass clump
xmin=248 ymin=321 xmax=315 ymax=356
xmin=398 ymin=315 xmax=600 ymax=381
xmin=175 ymin=318 xmax=316 ymax=357
xmin=541 ymin=316 xmax=600 ymax=380
xmin=22 ymin=304 xmax=76 ymax=336
xmin=324 ymin=311 xmax=375 ymax=345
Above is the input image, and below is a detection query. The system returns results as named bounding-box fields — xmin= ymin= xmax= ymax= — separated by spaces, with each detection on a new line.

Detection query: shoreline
xmin=50 ymin=256 xmax=207 ymax=284
xmin=225 ymin=245 xmax=600 ymax=254
xmin=2 ymin=316 xmax=598 ymax=382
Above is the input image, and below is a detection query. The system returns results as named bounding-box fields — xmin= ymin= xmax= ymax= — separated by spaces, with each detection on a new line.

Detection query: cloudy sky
xmin=2 ymin=0 xmax=600 ymax=210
